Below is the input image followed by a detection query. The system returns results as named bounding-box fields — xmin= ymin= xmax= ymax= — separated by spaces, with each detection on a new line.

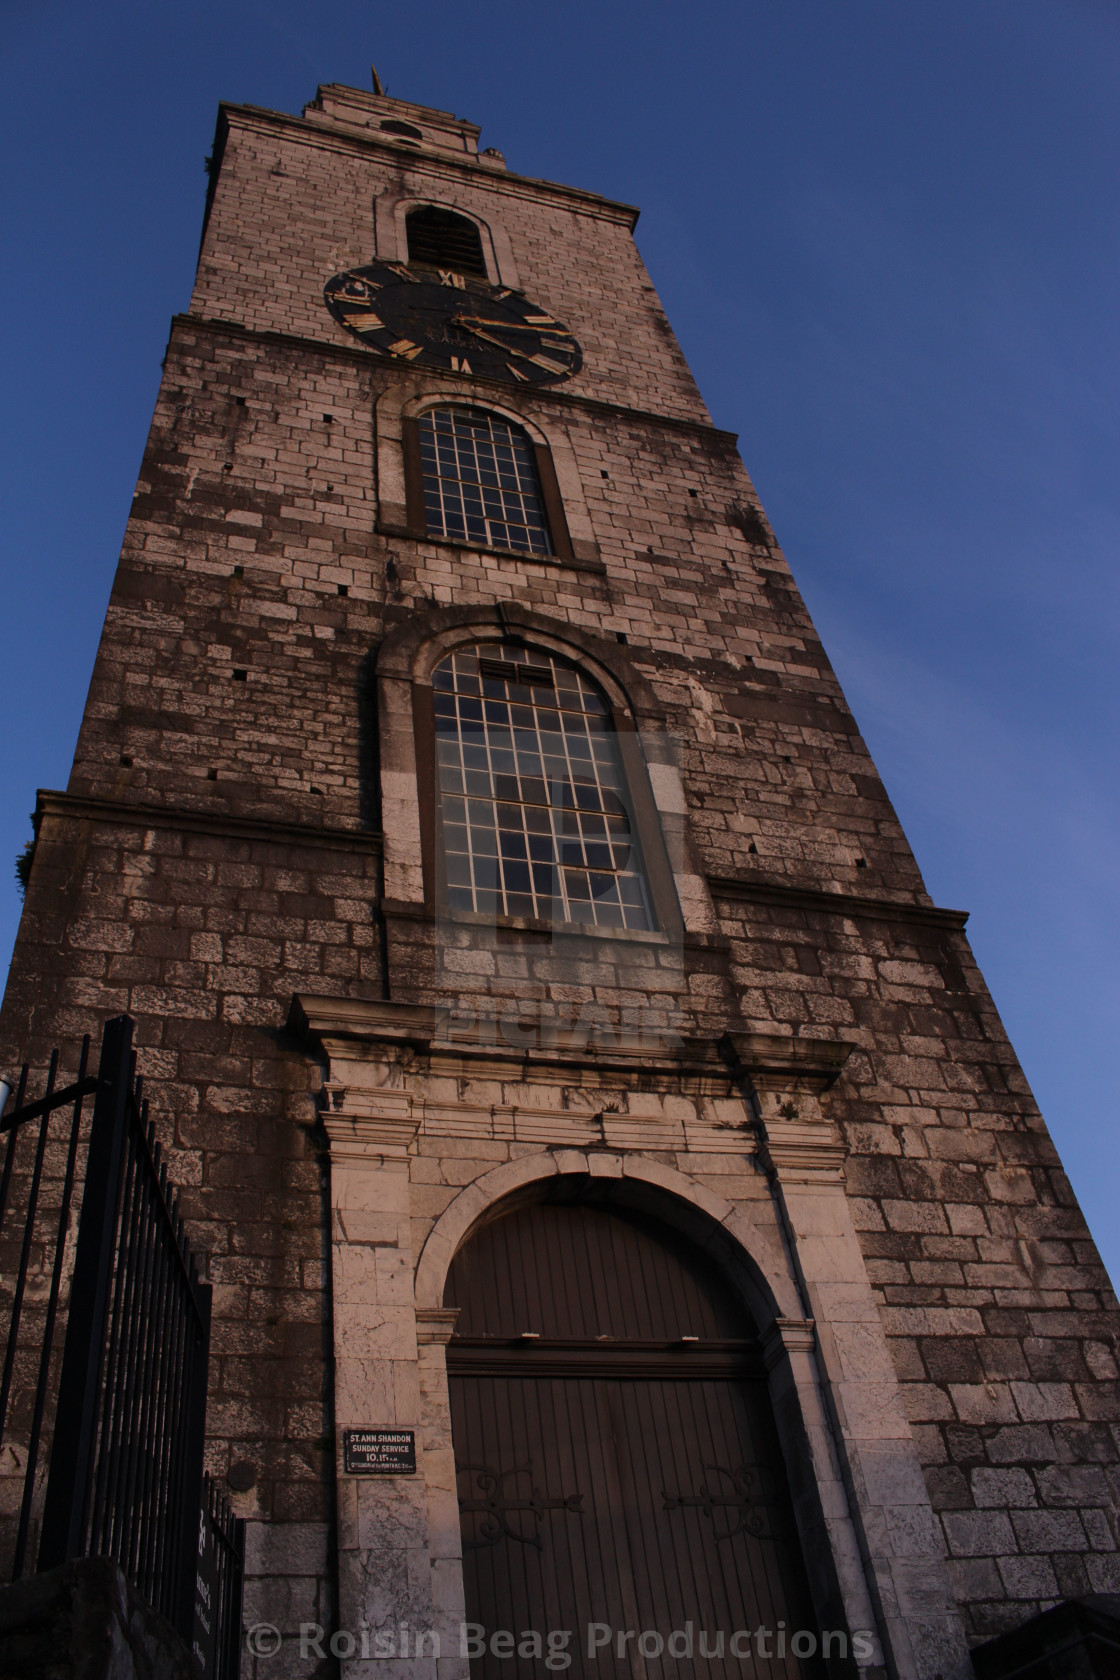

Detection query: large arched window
xmin=433 ymin=641 xmax=653 ymax=930
xmin=406 ymin=205 xmax=488 ymax=277
xmin=418 ymin=407 xmax=552 ymax=556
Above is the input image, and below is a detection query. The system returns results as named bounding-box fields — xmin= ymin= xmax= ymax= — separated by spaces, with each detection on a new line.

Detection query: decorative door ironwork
xmin=458 ymin=1462 xmax=584 ymax=1550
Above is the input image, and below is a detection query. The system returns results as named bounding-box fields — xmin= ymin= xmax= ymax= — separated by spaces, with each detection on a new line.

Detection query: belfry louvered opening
xmin=406 ymin=205 xmax=488 ymax=276
xmin=433 ymin=642 xmax=653 ymax=929
xmin=419 ymin=407 xmax=552 ymax=555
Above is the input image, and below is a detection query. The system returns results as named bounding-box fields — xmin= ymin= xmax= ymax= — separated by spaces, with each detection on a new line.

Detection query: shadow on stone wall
xmin=0 ymin=1558 xmax=190 ymax=1680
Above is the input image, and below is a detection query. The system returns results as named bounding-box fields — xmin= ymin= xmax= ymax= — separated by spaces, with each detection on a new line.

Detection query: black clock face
xmin=323 ymin=261 xmax=582 ymax=386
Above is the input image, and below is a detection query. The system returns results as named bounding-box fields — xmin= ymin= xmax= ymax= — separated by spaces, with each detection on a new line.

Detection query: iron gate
xmin=0 ymin=1015 xmax=244 ymax=1678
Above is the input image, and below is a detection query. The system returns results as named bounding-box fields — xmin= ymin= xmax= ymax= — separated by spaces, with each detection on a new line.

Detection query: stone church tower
xmin=3 ymin=76 xmax=1119 ymax=1680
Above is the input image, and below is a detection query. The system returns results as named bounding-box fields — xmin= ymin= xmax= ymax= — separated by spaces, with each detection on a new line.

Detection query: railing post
xmin=38 ymin=1015 xmax=134 ymax=1569
xmin=174 ymin=1271 xmax=213 ymax=1639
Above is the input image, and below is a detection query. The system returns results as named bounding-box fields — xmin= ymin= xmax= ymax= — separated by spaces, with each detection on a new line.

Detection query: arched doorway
xmin=445 ymin=1188 xmax=824 ymax=1678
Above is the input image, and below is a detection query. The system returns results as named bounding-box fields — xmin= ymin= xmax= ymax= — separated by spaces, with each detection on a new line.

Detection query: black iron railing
xmin=200 ymin=1475 xmax=247 ymax=1680
xmin=0 ymin=1037 xmax=98 ymax=1578
xmin=0 ymin=1015 xmax=243 ymax=1679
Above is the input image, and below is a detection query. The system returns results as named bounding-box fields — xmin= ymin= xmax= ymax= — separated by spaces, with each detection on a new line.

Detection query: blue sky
xmin=2 ymin=2 xmax=1118 ymax=1276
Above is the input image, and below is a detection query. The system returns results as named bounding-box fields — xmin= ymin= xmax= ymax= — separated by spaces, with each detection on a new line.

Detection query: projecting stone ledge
xmin=971 ymin=1595 xmax=1120 ymax=1680
xmin=0 ymin=1558 xmax=190 ymax=1680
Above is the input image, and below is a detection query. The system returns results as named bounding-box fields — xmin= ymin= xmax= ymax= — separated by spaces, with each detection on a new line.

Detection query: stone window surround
xmin=375 ymin=384 xmax=601 ymax=566
xmin=373 ymin=191 xmax=522 ymax=290
xmin=374 ymin=601 xmax=718 ymax=939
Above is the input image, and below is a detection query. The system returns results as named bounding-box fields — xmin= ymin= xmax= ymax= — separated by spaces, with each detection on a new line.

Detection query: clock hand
xmin=450 ymin=321 xmax=572 ymax=370
xmin=451 ymin=315 xmax=562 ymax=333
xmin=451 ymin=322 xmax=538 ymax=356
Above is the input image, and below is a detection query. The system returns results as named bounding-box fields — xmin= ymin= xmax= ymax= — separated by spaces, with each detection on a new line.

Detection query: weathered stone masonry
xmin=2 ymin=76 xmax=1118 ymax=1679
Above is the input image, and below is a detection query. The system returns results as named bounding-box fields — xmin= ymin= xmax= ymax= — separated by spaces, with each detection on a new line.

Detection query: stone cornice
xmin=34 ymin=790 xmax=383 ymax=856
xmin=313 ymin=84 xmax=475 ymax=138
xmin=415 ymin=1308 xmax=461 ymax=1346
xmin=761 ymin=1317 xmax=816 ymax=1373
xmin=217 ymin=100 xmax=642 ymax=227
xmin=167 ymin=314 xmax=738 ymax=449
xmin=707 ymin=872 xmax=969 ymax=931
xmin=720 ymin=1032 xmax=853 ymax=1184
xmin=720 ymin=1032 xmax=855 ymax=1093
xmin=288 ymin=993 xmax=731 ymax=1083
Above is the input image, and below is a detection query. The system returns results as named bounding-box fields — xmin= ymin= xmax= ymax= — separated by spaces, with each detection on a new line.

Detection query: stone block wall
xmin=192 ymin=89 xmax=707 ymax=425
xmin=67 ymin=317 xmax=922 ymax=902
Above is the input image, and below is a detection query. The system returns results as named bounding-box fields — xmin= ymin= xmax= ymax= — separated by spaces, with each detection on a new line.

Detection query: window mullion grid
xmin=478 ymin=422 xmax=499 ymax=551
xmin=558 ymin=700 xmax=588 ymax=923
xmin=486 ymin=720 xmax=505 ymax=913
xmin=530 ymin=698 xmax=566 ymax=924
xmin=461 ymin=731 xmax=482 ymax=914
xmin=447 ymin=728 xmax=475 ymax=912
xmin=419 ymin=411 xmax=550 ymax=557
xmin=438 ymin=467 xmax=455 ymax=542
xmin=439 ymin=646 xmax=651 ymax=929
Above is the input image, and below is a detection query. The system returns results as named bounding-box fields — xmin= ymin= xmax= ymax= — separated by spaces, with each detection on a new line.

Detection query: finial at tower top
xmin=371 ymin=65 xmax=384 ymax=96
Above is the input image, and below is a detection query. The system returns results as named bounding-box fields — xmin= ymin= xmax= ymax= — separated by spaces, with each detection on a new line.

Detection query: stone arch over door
xmin=414 ymin=1153 xmax=879 ymax=1677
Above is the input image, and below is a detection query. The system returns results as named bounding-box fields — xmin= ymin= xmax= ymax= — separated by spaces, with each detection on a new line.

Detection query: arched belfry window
xmin=381 ymin=119 xmax=423 ymax=142
xmin=419 ymin=408 xmax=551 ymax=556
xmin=433 ymin=642 xmax=654 ymax=930
xmin=406 ymin=205 xmax=488 ymax=277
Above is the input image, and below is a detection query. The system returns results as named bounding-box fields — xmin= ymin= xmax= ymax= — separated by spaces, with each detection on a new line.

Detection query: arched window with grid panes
xmin=402 ymin=406 xmax=574 ymax=558
xmin=432 ymin=642 xmax=654 ymax=929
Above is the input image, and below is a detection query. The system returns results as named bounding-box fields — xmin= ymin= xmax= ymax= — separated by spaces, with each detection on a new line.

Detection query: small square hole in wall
xmin=600 ymin=470 xmax=609 ymax=478
xmin=337 ymin=584 xmax=349 ymax=596
xmin=233 ymin=669 xmax=247 ymax=681
xmin=232 ymin=565 xmax=244 ymax=578
xmin=207 ymin=768 xmax=218 ymax=781
xmin=688 ymin=489 xmax=698 ymax=498
xmin=119 ymin=755 xmax=133 ymax=768
xmin=615 ymin=631 xmax=628 ymax=644
xmin=855 ymin=857 xmax=868 ymax=868
xmin=235 ymin=395 xmax=246 ymax=406
xmin=322 ymin=414 xmax=333 ymax=423
xmin=748 ymin=842 xmax=758 ymax=855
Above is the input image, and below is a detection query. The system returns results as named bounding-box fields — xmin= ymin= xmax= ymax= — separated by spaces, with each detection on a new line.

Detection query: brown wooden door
xmin=446 ymin=1200 xmax=822 ymax=1680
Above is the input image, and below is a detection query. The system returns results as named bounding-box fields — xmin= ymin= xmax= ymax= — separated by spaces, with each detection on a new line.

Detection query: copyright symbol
xmin=247 ymin=1623 xmax=282 ymax=1659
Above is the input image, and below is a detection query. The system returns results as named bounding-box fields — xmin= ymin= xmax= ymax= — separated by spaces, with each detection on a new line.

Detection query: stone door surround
xmin=291 ymin=994 xmax=971 ymax=1680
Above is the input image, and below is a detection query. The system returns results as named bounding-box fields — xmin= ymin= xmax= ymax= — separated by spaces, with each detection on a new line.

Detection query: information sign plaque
xmin=343 ymin=1428 xmax=417 ymax=1474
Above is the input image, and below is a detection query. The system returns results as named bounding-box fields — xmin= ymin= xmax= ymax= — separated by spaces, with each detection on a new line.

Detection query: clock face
xmin=323 ymin=261 xmax=582 ymax=386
